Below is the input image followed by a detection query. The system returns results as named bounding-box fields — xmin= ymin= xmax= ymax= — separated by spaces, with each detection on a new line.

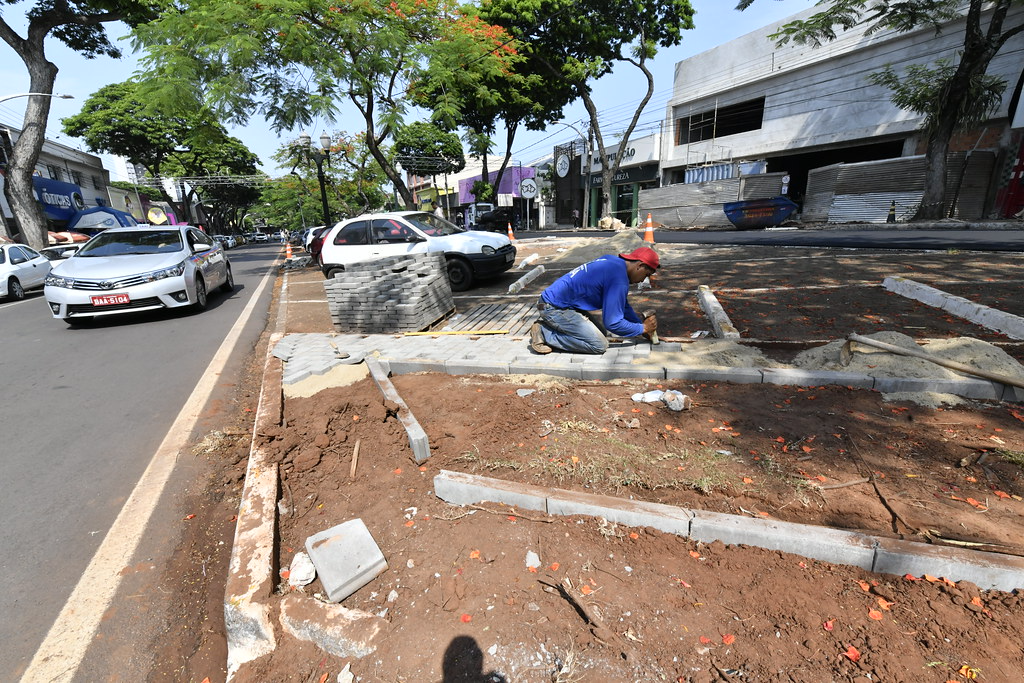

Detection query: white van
xmin=463 ymin=203 xmax=494 ymax=230
xmin=318 ymin=211 xmax=516 ymax=291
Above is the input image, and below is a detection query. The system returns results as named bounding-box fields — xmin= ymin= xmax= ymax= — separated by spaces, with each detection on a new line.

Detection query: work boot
xmin=530 ymin=322 xmax=552 ymax=354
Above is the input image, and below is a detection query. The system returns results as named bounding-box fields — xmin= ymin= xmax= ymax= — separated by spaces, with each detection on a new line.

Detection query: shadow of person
xmin=442 ymin=635 xmax=507 ymax=683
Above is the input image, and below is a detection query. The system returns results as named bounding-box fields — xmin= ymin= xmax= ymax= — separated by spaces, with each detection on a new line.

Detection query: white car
xmin=253 ymin=232 xmax=269 ymax=242
xmin=40 ymin=244 xmax=83 ymax=261
xmin=319 ymin=211 xmax=516 ymax=291
xmin=44 ymin=225 xmax=234 ymax=324
xmin=1 ymin=243 xmax=52 ymax=300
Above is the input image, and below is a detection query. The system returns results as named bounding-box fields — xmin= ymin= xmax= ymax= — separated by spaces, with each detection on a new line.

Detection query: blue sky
xmin=1 ymin=0 xmax=814 ymax=180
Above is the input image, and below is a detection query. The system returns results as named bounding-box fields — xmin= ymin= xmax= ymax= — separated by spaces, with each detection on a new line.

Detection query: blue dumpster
xmin=722 ymin=196 xmax=798 ymax=230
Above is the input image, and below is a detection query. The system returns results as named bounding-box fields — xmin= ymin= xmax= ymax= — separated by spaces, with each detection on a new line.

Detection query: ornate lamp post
xmin=298 ymin=131 xmax=333 ymax=228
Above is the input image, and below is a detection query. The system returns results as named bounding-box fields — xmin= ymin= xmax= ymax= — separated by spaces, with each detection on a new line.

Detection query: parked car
xmin=212 ymin=234 xmax=237 ymax=249
xmin=44 ymin=225 xmax=234 ymax=324
xmin=318 ymin=211 xmax=516 ymax=291
xmin=1 ymin=243 xmax=52 ymax=300
xmin=474 ymin=206 xmax=517 ymax=232
xmin=40 ymin=244 xmax=83 ymax=261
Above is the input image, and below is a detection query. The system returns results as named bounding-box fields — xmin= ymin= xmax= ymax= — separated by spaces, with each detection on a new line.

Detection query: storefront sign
xmin=32 ymin=176 xmax=86 ymax=222
xmin=589 ymin=163 xmax=659 ymax=187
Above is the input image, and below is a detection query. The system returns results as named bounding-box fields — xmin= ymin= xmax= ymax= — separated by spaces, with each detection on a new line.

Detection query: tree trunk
xmin=5 ymin=57 xmax=59 ymax=249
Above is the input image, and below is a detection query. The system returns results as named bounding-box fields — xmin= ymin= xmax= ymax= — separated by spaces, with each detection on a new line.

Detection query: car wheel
xmin=220 ymin=264 xmax=235 ymax=293
xmin=193 ymin=275 xmax=208 ymax=310
xmin=325 ymin=266 xmax=344 ymax=280
xmin=446 ymin=258 xmax=474 ymax=292
xmin=7 ymin=277 xmax=25 ymax=301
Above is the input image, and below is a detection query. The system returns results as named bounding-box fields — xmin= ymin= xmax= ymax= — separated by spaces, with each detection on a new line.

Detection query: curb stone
xmin=432 ymin=470 xmax=1024 ymax=592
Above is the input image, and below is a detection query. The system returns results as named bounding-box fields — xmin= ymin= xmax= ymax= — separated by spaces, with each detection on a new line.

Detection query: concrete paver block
xmin=387 ymin=358 xmax=448 ymax=375
xmin=762 ymin=368 xmax=874 ymax=389
xmin=508 ymin=360 xmax=584 ymax=379
xmin=445 ymin=359 xmax=510 ymax=375
xmin=690 ymin=509 xmax=877 ymax=570
xmin=279 ymin=595 xmax=388 ymax=658
xmin=545 ymin=488 xmax=693 ymax=536
xmin=433 ymin=470 xmax=548 ymax=513
xmin=872 ymin=376 xmax=1003 ymax=400
xmin=305 ymin=519 xmax=388 ymax=603
xmin=665 ymin=367 xmax=764 ymax=384
xmin=580 ymin=364 xmax=665 ymax=380
xmin=872 ymin=538 xmax=1024 ymax=592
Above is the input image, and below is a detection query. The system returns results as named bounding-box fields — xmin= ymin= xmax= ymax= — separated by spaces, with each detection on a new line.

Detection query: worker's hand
xmin=642 ymin=312 xmax=658 ymax=337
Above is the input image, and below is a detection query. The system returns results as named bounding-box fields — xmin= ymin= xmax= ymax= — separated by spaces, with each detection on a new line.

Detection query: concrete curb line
xmin=696 ymin=285 xmax=740 ymax=338
xmin=883 ymin=276 xmax=1024 ymax=340
xmin=366 ymin=356 xmax=432 ymax=462
xmin=432 ymin=470 xmax=1024 ymax=592
xmin=224 ymin=332 xmax=283 ymax=679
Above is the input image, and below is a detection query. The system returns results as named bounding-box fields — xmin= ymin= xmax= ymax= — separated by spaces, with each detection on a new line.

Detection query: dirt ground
xmin=161 ymin=236 xmax=1024 ymax=682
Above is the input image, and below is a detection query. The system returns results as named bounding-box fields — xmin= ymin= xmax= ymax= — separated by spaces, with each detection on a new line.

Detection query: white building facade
xmin=659 ymin=4 xmax=1024 ymax=220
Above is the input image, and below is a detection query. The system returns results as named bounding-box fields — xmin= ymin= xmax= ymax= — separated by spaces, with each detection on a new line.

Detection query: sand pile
xmin=792 ymin=331 xmax=1024 ymax=381
xmin=551 ymin=232 xmax=653 ymax=264
xmin=642 ymin=340 xmax=780 ymax=369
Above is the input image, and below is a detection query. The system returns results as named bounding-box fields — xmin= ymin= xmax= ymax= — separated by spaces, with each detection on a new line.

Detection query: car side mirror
xmin=407 ymin=236 xmax=425 ymax=243
xmin=192 ymin=242 xmax=213 ymax=252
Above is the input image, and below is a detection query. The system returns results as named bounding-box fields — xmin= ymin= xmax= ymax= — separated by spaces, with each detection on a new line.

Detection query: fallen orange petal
xmin=699 ymin=635 xmax=712 ymax=644
xmin=722 ymin=633 xmax=735 ymax=645
xmin=580 ymin=585 xmax=593 ymax=595
xmin=971 ymin=596 xmax=984 ymax=607
xmin=460 ymin=613 xmax=472 ymax=623
xmin=868 ymin=609 xmax=883 ymax=620
xmin=842 ymin=645 xmax=861 ymax=662
xmin=689 ymin=550 xmax=700 ymax=559
xmin=469 ymin=550 xmax=480 ymax=560
xmin=856 ymin=580 xmax=871 ymax=592
xmin=742 ymin=477 xmax=753 ymax=484
xmin=393 ymin=468 xmax=402 ymax=474
xmin=549 ymin=562 xmax=560 ymax=571
xmin=629 ymin=532 xmax=639 ymax=539
xmin=877 ymin=597 xmax=895 ymax=610
xmin=823 ymin=619 xmax=834 ymax=632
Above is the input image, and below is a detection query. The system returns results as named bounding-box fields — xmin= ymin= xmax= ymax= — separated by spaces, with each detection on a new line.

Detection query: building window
xmin=70 ymin=170 xmax=83 ymax=186
xmin=47 ymin=164 xmax=63 ymax=181
xmin=92 ymin=175 xmax=103 ymax=189
xmin=675 ymin=97 xmax=766 ymax=145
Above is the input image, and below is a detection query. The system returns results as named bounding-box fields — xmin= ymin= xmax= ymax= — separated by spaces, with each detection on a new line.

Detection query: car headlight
xmin=45 ymin=273 xmax=76 ymax=288
xmin=481 ymin=245 xmax=495 ymax=255
xmin=144 ymin=261 xmax=188 ymax=281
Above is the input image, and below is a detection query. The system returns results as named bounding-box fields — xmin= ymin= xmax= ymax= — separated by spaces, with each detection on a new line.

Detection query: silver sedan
xmin=44 ymin=226 xmax=234 ymax=324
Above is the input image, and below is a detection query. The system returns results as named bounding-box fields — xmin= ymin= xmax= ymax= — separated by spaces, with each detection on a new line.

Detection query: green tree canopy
xmin=737 ymin=0 xmax=1024 ymax=220
xmin=392 ymin=122 xmax=466 ymax=178
xmin=62 ymin=81 xmax=262 ymax=222
xmin=480 ymin=0 xmax=695 ymax=220
xmin=131 ymin=0 xmax=520 ymax=208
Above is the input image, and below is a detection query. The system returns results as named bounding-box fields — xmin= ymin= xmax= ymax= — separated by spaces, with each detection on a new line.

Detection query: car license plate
xmin=91 ymin=293 xmax=130 ymax=306
xmin=505 ymin=252 xmax=514 ymax=263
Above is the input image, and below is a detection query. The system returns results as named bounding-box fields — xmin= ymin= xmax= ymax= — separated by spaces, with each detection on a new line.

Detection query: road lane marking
xmin=21 ymin=267 xmax=276 ymax=682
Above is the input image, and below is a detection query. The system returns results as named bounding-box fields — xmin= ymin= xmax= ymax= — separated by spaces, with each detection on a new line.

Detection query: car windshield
xmin=77 ymin=230 xmax=184 ymax=257
xmin=403 ymin=212 xmax=464 ymax=237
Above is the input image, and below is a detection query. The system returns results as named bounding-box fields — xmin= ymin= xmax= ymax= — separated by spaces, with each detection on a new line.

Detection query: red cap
xmin=618 ymin=246 xmax=659 ymax=270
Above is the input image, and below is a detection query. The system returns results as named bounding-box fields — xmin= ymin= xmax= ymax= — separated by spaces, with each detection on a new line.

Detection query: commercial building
xmin=646 ymin=3 xmax=1024 ymax=225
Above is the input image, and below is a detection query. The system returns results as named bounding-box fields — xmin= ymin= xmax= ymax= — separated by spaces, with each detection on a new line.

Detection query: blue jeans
xmin=538 ymin=304 xmax=609 ymax=354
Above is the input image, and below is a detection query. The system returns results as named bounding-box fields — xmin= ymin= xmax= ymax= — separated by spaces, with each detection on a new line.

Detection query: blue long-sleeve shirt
xmin=540 ymin=255 xmax=644 ymax=337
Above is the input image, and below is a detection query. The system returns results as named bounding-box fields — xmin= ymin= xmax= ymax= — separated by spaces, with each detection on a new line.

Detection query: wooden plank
xmin=448 ymin=303 xmax=499 ymax=331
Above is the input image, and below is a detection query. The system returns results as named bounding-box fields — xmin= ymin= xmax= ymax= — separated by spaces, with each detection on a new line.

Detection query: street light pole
xmin=299 ymin=131 xmax=332 ymax=228
xmin=0 ymin=92 xmax=73 ymax=106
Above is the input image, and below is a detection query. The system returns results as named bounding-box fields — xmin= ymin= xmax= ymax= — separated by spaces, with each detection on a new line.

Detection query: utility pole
xmin=582 ymin=125 xmax=593 ymax=228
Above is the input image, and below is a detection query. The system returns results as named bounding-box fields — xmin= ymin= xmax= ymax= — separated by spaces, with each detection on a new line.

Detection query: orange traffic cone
xmin=507 ymin=222 xmax=516 ymax=241
xmin=643 ymin=213 xmax=655 ymax=243
xmin=285 ymin=242 xmax=293 ymax=259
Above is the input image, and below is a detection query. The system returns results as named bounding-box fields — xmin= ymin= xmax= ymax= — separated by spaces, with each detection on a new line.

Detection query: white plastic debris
xmin=288 ymin=551 xmax=317 ymax=587
xmin=662 ymin=390 xmax=693 ymax=412
xmin=517 ymin=388 xmax=536 ymax=397
xmin=487 ymin=644 xmax=498 ymax=656
xmin=337 ymin=663 xmax=354 ymax=683
xmin=525 ymin=550 xmax=541 ymax=570
xmin=637 ymin=277 xmax=652 ymax=291
xmin=632 ymin=390 xmax=666 ymax=403
xmin=387 ymin=589 xmax=399 ymax=603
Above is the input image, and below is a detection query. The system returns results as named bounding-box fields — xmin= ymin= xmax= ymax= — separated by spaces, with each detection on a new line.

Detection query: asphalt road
xmin=0 ymin=243 xmax=279 ymax=681
xmin=542 ymin=226 xmax=1024 ymax=251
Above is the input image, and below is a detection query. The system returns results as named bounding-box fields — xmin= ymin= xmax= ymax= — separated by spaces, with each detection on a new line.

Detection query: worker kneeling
xmin=530 ymin=247 xmax=659 ymax=355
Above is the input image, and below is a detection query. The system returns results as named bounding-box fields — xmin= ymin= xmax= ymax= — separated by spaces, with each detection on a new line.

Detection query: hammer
xmin=642 ymin=309 xmax=659 ymax=345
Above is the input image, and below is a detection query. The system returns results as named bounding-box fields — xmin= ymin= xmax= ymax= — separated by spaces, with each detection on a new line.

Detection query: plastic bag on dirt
xmin=288 ymin=551 xmax=317 ymax=587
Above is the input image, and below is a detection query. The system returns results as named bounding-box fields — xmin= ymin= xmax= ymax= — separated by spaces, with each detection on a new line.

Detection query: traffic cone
xmin=507 ymin=222 xmax=516 ymax=241
xmin=643 ymin=213 xmax=655 ymax=243
xmin=285 ymin=242 xmax=293 ymax=259
xmin=886 ymin=201 xmax=896 ymax=224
